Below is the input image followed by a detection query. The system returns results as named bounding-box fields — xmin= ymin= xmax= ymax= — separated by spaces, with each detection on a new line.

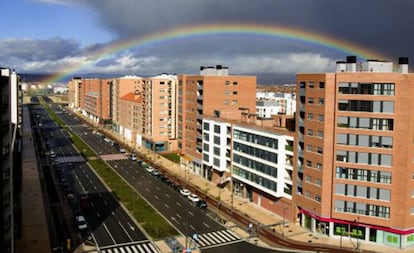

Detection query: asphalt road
xmin=35 ymin=103 xmax=155 ymax=251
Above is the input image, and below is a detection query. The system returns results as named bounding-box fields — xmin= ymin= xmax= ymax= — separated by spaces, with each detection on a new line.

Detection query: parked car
xmin=188 ymin=194 xmax=200 ymax=203
xmin=146 ymin=166 xmax=154 ymax=173
xmin=76 ymin=215 xmax=88 ymax=231
xmin=180 ymin=188 xmax=191 ymax=197
xmin=119 ymin=148 xmax=127 ymax=153
xmin=49 ymin=150 xmax=56 ymax=158
xmin=151 ymin=169 xmax=160 ymax=177
xmin=196 ymin=200 xmax=208 ymax=209
xmin=80 ymin=193 xmax=90 ymax=210
xmin=130 ymin=153 xmax=137 ymax=161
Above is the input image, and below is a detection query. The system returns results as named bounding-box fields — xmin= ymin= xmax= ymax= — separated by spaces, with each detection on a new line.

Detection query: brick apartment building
xmin=295 ymin=56 xmax=414 ymax=249
xmin=178 ymin=65 xmax=256 ymax=181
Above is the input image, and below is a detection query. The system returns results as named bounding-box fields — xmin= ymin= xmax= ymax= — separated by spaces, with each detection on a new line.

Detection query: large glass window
xmin=336 ymin=133 xmax=393 ymax=148
xmin=233 ymin=154 xmax=277 ymax=177
xmin=335 ymin=166 xmax=392 ymax=184
xmin=233 ymin=130 xmax=278 ymax=149
xmin=337 ymin=116 xmax=394 ymax=131
xmin=336 ymin=150 xmax=392 ymax=166
xmin=338 ymin=100 xmax=394 ymax=113
xmin=233 ymin=166 xmax=277 ymax=191
xmin=338 ymin=82 xmax=395 ymax=95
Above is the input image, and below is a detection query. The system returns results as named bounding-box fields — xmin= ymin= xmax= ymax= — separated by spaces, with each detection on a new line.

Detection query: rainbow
xmin=42 ymin=23 xmax=388 ymax=83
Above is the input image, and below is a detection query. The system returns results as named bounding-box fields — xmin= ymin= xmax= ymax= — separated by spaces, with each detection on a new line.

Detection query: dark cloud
xmin=0 ymin=37 xmax=80 ymax=61
xmin=78 ymin=0 xmax=414 ymax=61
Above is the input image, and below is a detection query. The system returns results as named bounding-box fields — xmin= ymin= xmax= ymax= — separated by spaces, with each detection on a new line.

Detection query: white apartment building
xmin=202 ymin=116 xmax=294 ymax=214
xmin=256 ymin=92 xmax=296 ymax=117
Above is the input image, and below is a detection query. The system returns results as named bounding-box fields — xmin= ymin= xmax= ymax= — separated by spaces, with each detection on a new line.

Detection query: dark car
xmin=196 ymin=200 xmax=208 ymax=209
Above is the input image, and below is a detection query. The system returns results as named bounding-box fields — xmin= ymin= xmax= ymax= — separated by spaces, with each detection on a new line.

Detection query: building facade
xmin=1 ymin=68 xmax=22 ymax=253
xmin=79 ymin=78 xmax=112 ymax=124
xmin=202 ymin=115 xmax=295 ymax=219
xmin=111 ymin=76 xmax=143 ymax=134
xmin=178 ymin=66 xmax=256 ymax=179
xmin=294 ymin=56 xmax=414 ymax=249
xmin=256 ymin=92 xmax=296 ymax=118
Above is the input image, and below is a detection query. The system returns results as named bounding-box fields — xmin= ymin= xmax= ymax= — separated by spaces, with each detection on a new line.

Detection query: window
xmin=317 ymin=147 xmax=323 ymax=154
xmin=315 ymin=195 xmax=321 ymax=202
xmin=233 ymin=81 xmax=238 ymax=85
xmin=307 ymin=113 xmax=313 ymax=120
xmin=309 ymin=82 xmax=314 ymax=88
xmin=319 ymin=82 xmax=325 ymax=89
xmin=315 ymin=179 xmax=321 ymax=186
xmin=317 ymin=131 xmax=323 ymax=138
xmin=306 ymin=176 xmax=311 ymax=182
xmin=306 ymin=160 xmax=312 ymax=167
xmin=308 ymin=97 xmax=314 ymax=104
xmin=307 ymin=145 xmax=313 ymax=152
xmin=318 ymin=98 xmax=324 ymax=105
xmin=225 ymin=81 xmax=230 ymax=85
xmin=316 ymin=163 xmax=323 ymax=170
xmin=214 ymin=136 xmax=220 ymax=144
xmin=232 ymin=100 xmax=238 ymax=105
xmin=233 ymin=91 xmax=238 ymax=95
xmin=318 ymin=114 xmax=324 ymax=122
xmin=308 ymin=129 xmax=313 ymax=136
xmin=214 ymin=125 xmax=220 ymax=134
xmin=214 ymin=110 xmax=220 ymax=118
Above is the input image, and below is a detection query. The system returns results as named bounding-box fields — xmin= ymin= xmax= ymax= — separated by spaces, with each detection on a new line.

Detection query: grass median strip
xmin=89 ymin=159 xmax=178 ymax=239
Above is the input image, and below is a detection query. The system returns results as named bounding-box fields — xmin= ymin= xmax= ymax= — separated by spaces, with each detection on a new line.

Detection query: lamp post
xmin=282 ymin=206 xmax=288 ymax=237
xmin=355 ymin=217 xmax=360 ymax=251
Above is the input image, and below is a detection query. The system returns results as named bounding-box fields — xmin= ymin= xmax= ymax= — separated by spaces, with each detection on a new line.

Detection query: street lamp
xmin=282 ymin=206 xmax=288 ymax=237
xmin=355 ymin=217 xmax=360 ymax=251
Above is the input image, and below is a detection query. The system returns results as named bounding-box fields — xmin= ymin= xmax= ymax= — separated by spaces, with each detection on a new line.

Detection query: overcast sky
xmin=1 ymin=0 xmax=413 ymax=83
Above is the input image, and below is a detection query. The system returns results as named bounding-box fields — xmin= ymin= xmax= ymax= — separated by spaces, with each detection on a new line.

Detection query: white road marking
xmin=103 ymin=222 xmax=116 ymax=244
xmin=118 ymin=221 xmax=133 ymax=241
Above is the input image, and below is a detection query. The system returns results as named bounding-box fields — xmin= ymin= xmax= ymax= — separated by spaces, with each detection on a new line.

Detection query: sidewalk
xmin=15 ymin=106 xmax=51 ymax=253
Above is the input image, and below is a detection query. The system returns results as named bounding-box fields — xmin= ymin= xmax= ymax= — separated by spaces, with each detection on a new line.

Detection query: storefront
xmin=299 ymin=208 xmax=414 ymax=249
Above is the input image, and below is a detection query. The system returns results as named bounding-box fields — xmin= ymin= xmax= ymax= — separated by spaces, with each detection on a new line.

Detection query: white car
xmin=49 ymin=150 xmax=56 ymax=158
xmin=146 ymin=166 xmax=154 ymax=173
xmin=76 ymin=215 xmax=88 ymax=231
xmin=188 ymin=194 xmax=200 ymax=203
xmin=180 ymin=189 xmax=191 ymax=196
xmin=131 ymin=154 xmax=137 ymax=161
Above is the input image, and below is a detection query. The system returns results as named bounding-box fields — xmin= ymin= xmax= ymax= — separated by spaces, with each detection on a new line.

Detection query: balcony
xmin=285 ymin=144 xmax=293 ymax=152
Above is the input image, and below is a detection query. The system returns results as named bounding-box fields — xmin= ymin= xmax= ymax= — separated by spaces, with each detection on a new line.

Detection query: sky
xmin=1 ymin=0 xmax=413 ymax=84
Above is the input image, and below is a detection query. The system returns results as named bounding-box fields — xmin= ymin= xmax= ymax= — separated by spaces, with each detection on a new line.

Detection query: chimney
xmin=346 ymin=56 xmax=357 ymax=72
xmin=399 ymin=57 xmax=409 ymax=74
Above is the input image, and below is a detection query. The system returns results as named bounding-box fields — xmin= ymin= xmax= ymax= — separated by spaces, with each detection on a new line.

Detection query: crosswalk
xmin=55 ymin=155 xmax=86 ymax=164
xmin=98 ymin=241 xmax=158 ymax=253
xmin=100 ymin=153 xmax=129 ymax=161
xmin=189 ymin=229 xmax=242 ymax=248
